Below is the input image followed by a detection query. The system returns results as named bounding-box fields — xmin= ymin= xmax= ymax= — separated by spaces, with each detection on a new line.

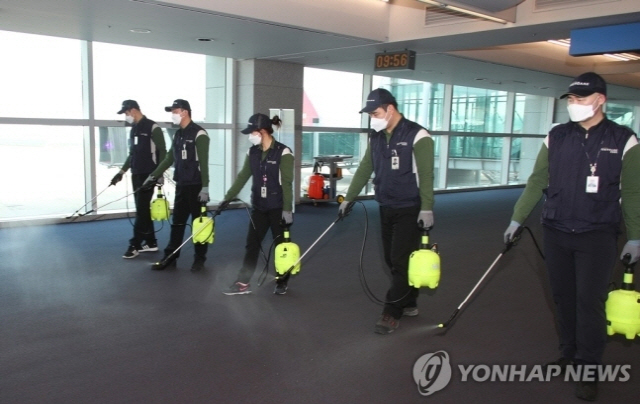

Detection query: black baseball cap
xmin=117 ymin=99 xmax=140 ymax=114
xmin=560 ymin=72 xmax=607 ymax=99
xmin=164 ymin=99 xmax=191 ymax=112
xmin=360 ymin=88 xmax=397 ymax=113
xmin=241 ymin=113 xmax=271 ymax=134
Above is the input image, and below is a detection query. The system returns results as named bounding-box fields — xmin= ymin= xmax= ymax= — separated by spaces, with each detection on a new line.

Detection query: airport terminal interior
xmin=1 ymin=0 xmax=640 ymax=403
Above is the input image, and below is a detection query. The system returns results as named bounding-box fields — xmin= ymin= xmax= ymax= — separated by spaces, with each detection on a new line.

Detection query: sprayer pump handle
xmin=622 ymin=253 xmax=636 ymax=269
xmin=418 ymin=220 xmax=433 ymax=233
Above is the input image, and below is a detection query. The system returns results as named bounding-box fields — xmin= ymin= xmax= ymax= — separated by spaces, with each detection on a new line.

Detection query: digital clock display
xmin=374 ymin=50 xmax=416 ymax=71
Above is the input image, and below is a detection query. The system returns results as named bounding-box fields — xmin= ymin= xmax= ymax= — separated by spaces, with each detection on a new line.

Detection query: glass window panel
xmin=451 ymin=86 xmax=507 ymax=133
xmin=372 ymin=77 xmax=445 ymax=130
xmin=303 ymin=68 xmax=363 ymax=128
xmin=0 ymin=125 xmax=84 ymax=219
xmin=607 ymin=102 xmax=636 ymax=130
xmin=203 ymin=129 xmax=228 ymax=203
xmin=509 ymin=137 xmax=544 ymax=185
xmin=93 ymin=42 xmax=219 ymax=123
xmin=447 ymin=135 xmax=504 ymax=188
xmin=514 ymin=93 xmax=552 ymax=134
xmin=0 ymin=31 xmax=83 ymax=119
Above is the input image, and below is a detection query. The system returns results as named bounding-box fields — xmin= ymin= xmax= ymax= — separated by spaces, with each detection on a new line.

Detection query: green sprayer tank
xmin=606 ymin=255 xmax=640 ymax=339
xmin=408 ymin=229 xmax=440 ymax=289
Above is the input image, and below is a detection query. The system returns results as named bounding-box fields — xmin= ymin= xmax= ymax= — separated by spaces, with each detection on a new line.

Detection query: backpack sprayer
xmin=606 ymin=254 xmax=640 ymax=339
xmin=276 ymin=212 xmax=345 ymax=279
xmin=408 ymin=227 xmax=441 ymax=289
xmin=274 ymin=225 xmax=301 ymax=277
xmin=438 ymin=226 xmax=525 ymax=329
xmin=150 ymin=186 xmax=170 ymax=221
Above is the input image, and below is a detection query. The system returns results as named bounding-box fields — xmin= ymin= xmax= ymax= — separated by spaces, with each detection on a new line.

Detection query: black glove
xmin=215 ymin=200 xmax=230 ymax=215
xmin=110 ymin=170 xmax=124 ymax=186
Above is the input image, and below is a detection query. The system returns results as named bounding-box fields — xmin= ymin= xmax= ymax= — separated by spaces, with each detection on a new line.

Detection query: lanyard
xmin=579 ymin=128 xmax=607 ymax=176
xmin=260 ymin=147 xmax=274 ymax=185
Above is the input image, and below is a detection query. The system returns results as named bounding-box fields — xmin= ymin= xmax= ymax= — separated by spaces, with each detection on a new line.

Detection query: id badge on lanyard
xmin=261 ymin=175 xmax=267 ymax=198
xmin=586 ymin=165 xmax=598 ymax=193
xmin=586 ymin=176 xmax=599 ymax=193
xmin=391 ymin=149 xmax=399 ymax=170
xmin=181 ymin=144 xmax=187 ymax=160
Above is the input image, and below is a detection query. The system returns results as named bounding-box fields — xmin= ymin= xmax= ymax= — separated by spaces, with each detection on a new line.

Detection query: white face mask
xmin=124 ymin=115 xmax=134 ymax=124
xmin=567 ymin=99 xmax=599 ymax=122
xmin=171 ymin=113 xmax=182 ymax=125
xmin=370 ymin=109 xmax=390 ymax=132
xmin=248 ymin=133 xmax=262 ymax=146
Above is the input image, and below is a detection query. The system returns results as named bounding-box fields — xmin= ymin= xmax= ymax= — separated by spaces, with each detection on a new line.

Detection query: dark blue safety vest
xmin=171 ymin=121 xmax=207 ymax=186
xmin=249 ymin=141 xmax=289 ymax=211
xmin=543 ymin=118 xmax=635 ymax=233
xmin=371 ymin=117 xmax=424 ymax=208
xmin=129 ymin=116 xmax=160 ymax=175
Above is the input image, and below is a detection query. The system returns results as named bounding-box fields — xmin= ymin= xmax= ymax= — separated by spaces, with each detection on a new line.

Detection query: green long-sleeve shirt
xmin=150 ymin=126 xmax=209 ymax=187
xmin=121 ymin=125 xmax=166 ymax=172
xmin=224 ymin=143 xmax=294 ymax=211
xmin=345 ymin=128 xmax=435 ymax=211
xmin=512 ymin=141 xmax=640 ymax=239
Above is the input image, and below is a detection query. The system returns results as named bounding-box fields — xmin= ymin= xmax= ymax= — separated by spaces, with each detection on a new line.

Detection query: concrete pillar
xmin=235 ymin=59 xmax=304 ymax=204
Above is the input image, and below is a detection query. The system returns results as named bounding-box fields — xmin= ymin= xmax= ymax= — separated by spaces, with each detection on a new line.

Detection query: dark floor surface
xmin=1 ymin=189 xmax=638 ymax=404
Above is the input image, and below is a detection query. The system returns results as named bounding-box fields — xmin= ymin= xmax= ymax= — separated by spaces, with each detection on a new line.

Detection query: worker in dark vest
xmin=339 ymin=88 xmax=435 ymax=334
xmin=222 ymin=113 xmax=294 ymax=295
xmin=143 ymin=99 xmax=211 ymax=272
xmin=504 ymin=72 xmax=640 ymax=401
xmin=111 ymin=100 xmax=166 ymax=259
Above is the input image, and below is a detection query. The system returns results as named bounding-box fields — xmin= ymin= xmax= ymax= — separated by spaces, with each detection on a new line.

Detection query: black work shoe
xmin=543 ymin=357 xmax=574 ymax=375
xmin=575 ymin=381 xmax=598 ymax=401
xmin=151 ymin=256 xmax=176 ymax=271
xmin=223 ymin=282 xmax=252 ymax=295
xmin=274 ymin=281 xmax=288 ymax=295
xmin=403 ymin=306 xmax=419 ymax=317
xmin=374 ymin=314 xmax=400 ymax=334
xmin=123 ymin=245 xmax=139 ymax=259
xmin=191 ymin=259 xmax=205 ymax=272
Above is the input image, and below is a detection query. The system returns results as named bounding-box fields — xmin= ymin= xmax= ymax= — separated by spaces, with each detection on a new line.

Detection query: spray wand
xmin=438 ymin=225 xmax=524 ymax=329
xmin=65 ymin=184 xmax=114 ymax=219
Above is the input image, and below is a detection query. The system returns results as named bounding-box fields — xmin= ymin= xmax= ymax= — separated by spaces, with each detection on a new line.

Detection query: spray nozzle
xmin=337 ymin=201 xmax=355 ymax=221
xmin=503 ymin=226 xmax=524 ymax=252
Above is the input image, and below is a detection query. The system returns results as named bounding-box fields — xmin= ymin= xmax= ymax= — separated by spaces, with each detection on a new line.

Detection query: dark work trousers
xmin=165 ymin=184 xmax=208 ymax=262
xmin=237 ymin=208 xmax=286 ymax=284
xmin=129 ymin=173 xmax=156 ymax=248
xmin=543 ymin=225 xmax=617 ymax=365
xmin=380 ymin=204 xmax=422 ymax=319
